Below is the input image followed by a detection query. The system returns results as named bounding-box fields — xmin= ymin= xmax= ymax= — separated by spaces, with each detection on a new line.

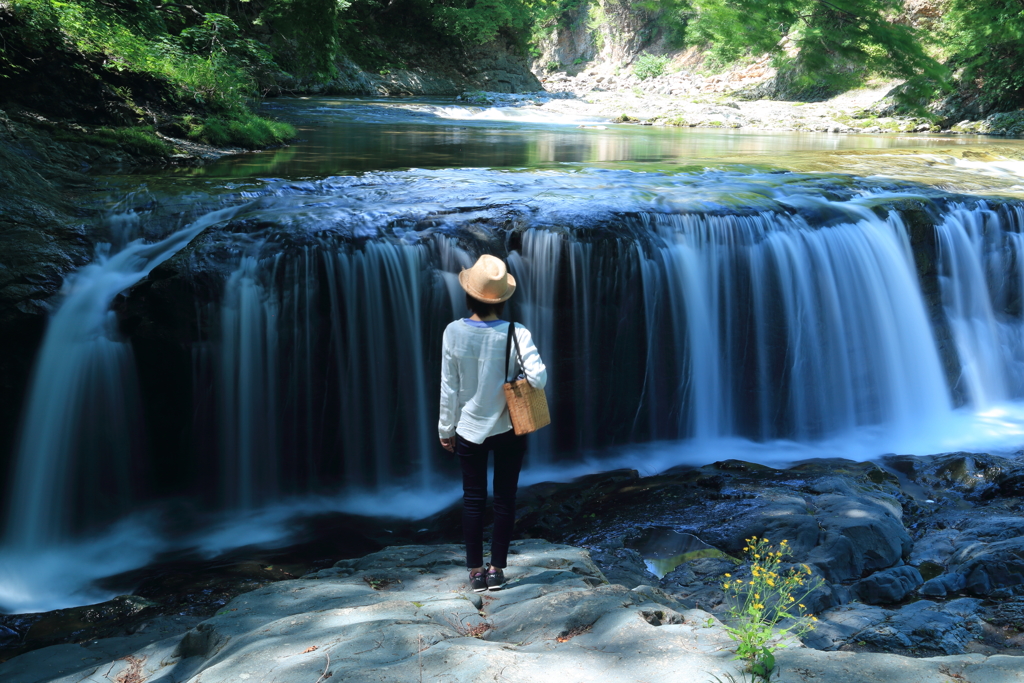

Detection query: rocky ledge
xmin=2 ymin=539 xmax=1023 ymax=683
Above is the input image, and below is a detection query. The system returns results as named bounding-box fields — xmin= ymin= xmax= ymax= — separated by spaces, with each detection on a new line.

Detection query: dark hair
xmin=466 ymin=293 xmax=506 ymax=319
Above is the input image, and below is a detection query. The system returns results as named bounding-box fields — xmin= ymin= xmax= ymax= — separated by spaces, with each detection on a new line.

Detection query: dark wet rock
xmin=659 ymin=562 xmax=698 ymax=588
xmin=0 ymin=627 xmax=18 ymax=648
xmin=854 ymin=565 xmax=923 ymax=604
xmin=918 ymin=572 xmax=967 ymax=598
xmin=983 ymin=597 xmax=1024 ymax=631
xmin=23 ymin=596 xmax=159 ymax=647
xmin=884 ymin=452 xmax=1013 ymax=503
xmin=951 ymin=537 xmax=1024 ymax=596
xmin=860 ymin=599 xmax=984 ymax=655
xmin=802 ymin=603 xmax=888 ymax=650
xmin=588 ymin=546 xmax=658 ymax=589
xmin=908 ymin=528 xmax=962 ymax=568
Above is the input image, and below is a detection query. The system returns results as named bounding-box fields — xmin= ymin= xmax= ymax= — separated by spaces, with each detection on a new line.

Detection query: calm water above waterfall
xmin=4 ymin=98 xmax=1024 ymax=613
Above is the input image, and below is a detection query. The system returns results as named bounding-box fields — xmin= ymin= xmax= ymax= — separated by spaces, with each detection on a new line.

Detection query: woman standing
xmin=438 ymin=254 xmax=547 ymax=592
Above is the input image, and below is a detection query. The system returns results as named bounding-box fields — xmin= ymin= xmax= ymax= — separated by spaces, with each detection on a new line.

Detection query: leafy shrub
xmin=633 ymin=53 xmax=670 ymax=81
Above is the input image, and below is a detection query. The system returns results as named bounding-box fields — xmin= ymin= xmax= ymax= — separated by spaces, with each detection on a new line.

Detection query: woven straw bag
xmin=503 ymin=322 xmax=550 ymax=435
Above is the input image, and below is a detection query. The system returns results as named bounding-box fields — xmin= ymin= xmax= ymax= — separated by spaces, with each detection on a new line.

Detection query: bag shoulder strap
xmin=505 ymin=321 xmax=526 ymax=382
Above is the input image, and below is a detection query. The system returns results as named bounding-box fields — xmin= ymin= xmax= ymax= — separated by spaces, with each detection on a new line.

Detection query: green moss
xmin=664 ymin=116 xmax=688 ymax=126
xmin=53 ymin=125 xmax=174 ymax=156
xmin=187 ymin=112 xmax=295 ymax=149
xmin=612 ymin=113 xmax=638 ymax=123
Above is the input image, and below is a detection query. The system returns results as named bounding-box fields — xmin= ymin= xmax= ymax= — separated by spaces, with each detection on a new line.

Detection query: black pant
xmin=457 ymin=429 xmax=527 ymax=569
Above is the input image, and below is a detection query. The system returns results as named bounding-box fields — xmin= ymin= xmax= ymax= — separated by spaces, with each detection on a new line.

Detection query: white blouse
xmin=438 ymin=319 xmax=548 ymax=444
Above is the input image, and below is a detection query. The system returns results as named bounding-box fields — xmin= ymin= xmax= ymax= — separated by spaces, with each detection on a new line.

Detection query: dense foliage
xmin=685 ymin=0 xmax=946 ymax=100
xmin=2 ymin=0 xmax=1023 ymax=128
xmin=943 ymin=0 xmax=1024 ymax=111
xmin=1 ymin=0 xmax=293 ymax=148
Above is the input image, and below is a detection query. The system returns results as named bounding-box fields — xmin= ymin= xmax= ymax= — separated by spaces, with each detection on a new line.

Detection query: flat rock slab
xmin=2 ymin=540 xmax=1023 ymax=683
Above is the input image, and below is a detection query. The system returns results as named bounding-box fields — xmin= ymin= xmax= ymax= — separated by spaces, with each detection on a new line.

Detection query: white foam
xmin=3 ymin=400 xmax=1024 ymax=613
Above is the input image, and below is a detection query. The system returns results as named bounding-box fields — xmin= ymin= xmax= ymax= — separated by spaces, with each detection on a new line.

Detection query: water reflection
xmin=173 ymin=97 xmax=1024 ymax=187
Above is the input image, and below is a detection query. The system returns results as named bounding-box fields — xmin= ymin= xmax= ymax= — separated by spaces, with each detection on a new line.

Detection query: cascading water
xmin=192 ymin=185 xmax=954 ymax=492
xmin=936 ymin=201 xmax=1024 ymax=406
xmin=199 ymin=237 xmax=449 ymax=502
xmin=3 ymin=205 xmax=241 ymax=548
xmin=220 ymin=256 xmax=280 ymax=509
xmin=7 ymin=160 xmax=1024 ymax=614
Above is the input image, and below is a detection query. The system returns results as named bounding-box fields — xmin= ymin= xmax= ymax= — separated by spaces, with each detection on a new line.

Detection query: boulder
xmin=950 ymin=537 xmax=1024 ymax=596
xmin=588 ymin=545 xmax=659 ymax=589
xmin=918 ymin=572 xmax=967 ymax=598
xmin=854 ymin=566 xmax=923 ymax=604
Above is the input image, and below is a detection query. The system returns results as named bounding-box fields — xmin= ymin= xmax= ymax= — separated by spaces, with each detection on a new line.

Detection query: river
xmin=2 ymin=97 xmax=1024 ymax=614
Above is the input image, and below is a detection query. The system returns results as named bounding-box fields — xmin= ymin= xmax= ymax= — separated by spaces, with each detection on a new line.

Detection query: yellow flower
xmin=724 ymin=573 xmax=731 ymax=577
xmin=798 ymin=604 xmax=805 ymax=609
xmin=753 ymin=593 xmax=760 ymax=600
xmin=789 ymin=597 xmax=795 ymax=602
xmin=722 ymin=583 xmax=730 ymax=589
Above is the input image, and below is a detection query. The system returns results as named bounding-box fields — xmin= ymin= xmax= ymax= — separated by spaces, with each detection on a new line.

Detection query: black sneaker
xmin=486 ymin=567 xmax=505 ymax=591
xmin=469 ymin=570 xmax=488 ymax=593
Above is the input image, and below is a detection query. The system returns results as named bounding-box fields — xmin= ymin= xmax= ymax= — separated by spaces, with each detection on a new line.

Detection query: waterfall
xmin=4 ymin=206 xmax=241 ymax=547
xmin=596 ymin=206 xmax=951 ymax=442
xmin=10 ymin=170 xmax=1024 ymax=560
xmin=936 ymin=202 xmax=1024 ymax=406
xmin=220 ymin=256 xmax=280 ymax=509
xmin=206 ymin=238 xmax=450 ymax=501
xmin=507 ymin=229 xmax=563 ymax=463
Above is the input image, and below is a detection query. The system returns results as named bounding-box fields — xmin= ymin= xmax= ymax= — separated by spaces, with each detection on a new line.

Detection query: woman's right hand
xmin=440 ymin=437 xmax=456 ymax=453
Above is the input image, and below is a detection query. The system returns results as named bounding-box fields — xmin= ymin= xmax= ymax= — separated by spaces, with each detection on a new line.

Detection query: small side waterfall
xmin=936 ymin=202 xmax=1024 ymax=406
xmin=4 ymin=206 xmax=241 ymax=547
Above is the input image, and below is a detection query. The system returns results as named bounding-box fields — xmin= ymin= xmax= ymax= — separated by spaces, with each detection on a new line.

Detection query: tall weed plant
xmin=721 ymin=537 xmax=823 ymax=680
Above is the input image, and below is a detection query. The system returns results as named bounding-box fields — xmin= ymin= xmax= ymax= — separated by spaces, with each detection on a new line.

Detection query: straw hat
xmin=459 ymin=254 xmax=516 ymax=303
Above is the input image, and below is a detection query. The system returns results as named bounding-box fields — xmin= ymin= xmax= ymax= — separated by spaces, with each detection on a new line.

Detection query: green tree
xmin=943 ymin=0 xmax=1024 ymax=110
xmin=686 ymin=0 xmax=947 ymax=102
xmin=263 ymin=0 xmax=345 ymax=78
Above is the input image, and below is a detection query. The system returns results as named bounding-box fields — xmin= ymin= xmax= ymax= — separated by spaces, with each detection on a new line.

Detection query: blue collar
xmin=462 ymin=318 xmax=507 ymax=328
